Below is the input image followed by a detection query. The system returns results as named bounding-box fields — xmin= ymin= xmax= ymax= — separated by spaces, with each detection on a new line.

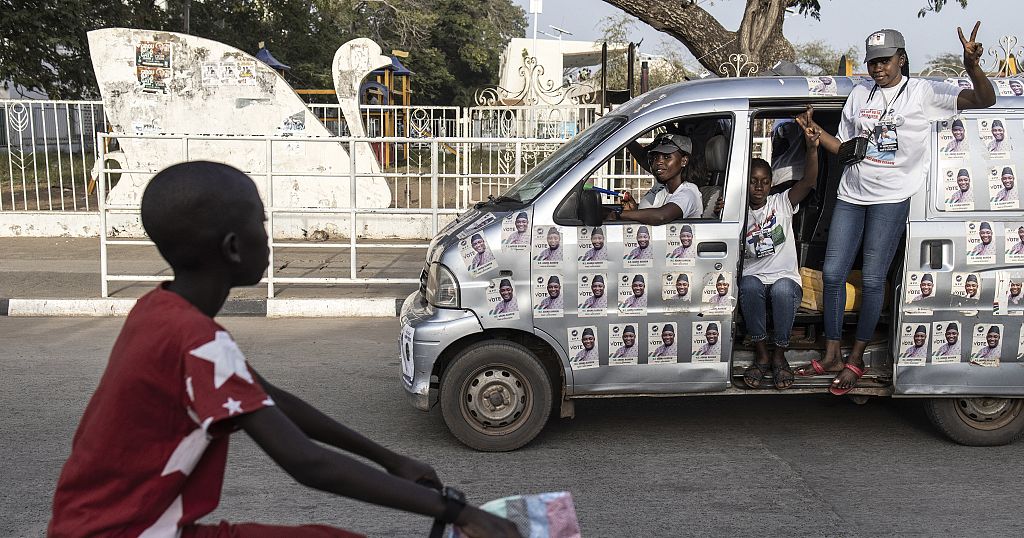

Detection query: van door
xmin=531 ymin=105 xmax=749 ymax=396
xmin=895 ymin=110 xmax=1024 ymax=396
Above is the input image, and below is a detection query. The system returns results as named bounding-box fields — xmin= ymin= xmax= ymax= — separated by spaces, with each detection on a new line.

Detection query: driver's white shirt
xmin=640 ymin=182 xmax=702 ymax=219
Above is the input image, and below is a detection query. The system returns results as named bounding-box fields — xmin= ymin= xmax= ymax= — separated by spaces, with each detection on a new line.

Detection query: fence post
xmin=265 ymin=137 xmax=275 ymax=298
xmin=431 ymin=140 xmax=439 ymax=236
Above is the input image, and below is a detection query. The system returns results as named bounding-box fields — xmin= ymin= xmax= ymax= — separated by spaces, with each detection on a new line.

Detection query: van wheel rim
xmin=460 ymin=365 xmax=531 ymax=434
xmin=954 ymin=398 xmax=1023 ymax=431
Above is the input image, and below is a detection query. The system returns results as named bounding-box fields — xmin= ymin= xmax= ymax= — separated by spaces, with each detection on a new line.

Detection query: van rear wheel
xmin=440 ymin=341 xmax=553 ymax=452
xmin=925 ymin=397 xmax=1024 ymax=446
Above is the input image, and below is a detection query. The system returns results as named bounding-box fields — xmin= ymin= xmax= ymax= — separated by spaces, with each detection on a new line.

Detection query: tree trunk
xmin=601 ymin=0 xmax=796 ymax=76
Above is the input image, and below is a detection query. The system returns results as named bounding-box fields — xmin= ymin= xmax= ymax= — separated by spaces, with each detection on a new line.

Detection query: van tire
xmin=925 ymin=397 xmax=1024 ymax=446
xmin=439 ymin=340 xmax=553 ymax=452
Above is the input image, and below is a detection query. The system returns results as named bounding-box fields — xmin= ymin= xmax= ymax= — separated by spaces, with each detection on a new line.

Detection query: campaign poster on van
xmin=1006 ymin=224 xmax=1024 ymax=263
xmin=941 ymin=166 xmax=975 ymax=211
xmin=577 ymin=273 xmax=608 ymax=318
xmin=459 ymin=234 xmax=496 ymax=276
xmin=898 ymin=323 xmax=929 ymax=366
xmin=608 ymin=323 xmax=640 ymax=366
xmin=691 ymin=321 xmax=722 ymax=363
xmin=807 ymin=76 xmax=837 ymax=96
xmin=1018 ymin=323 xmax=1024 ymax=361
xmin=969 ymin=323 xmax=1003 ymax=367
xmin=662 ymin=272 xmax=693 ymax=307
xmin=965 ymin=221 xmax=997 ymax=265
xmin=617 ymin=273 xmax=648 ymax=316
xmin=993 ymin=271 xmax=1024 ymax=315
xmin=648 ymin=323 xmax=678 ymax=365
xmin=567 ymin=326 xmax=599 ymax=370
xmin=978 ymin=117 xmax=1013 ymax=160
xmin=931 ymin=320 xmax=962 ymax=364
xmin=904 ymin=272 xmax=937 ymax=305
xmin=666 ymin=223 xmax=696 ymax=267
xmin=456 ymin=213 xmax=497 ymax=239
xmin=500 ymin=211 xmax=530 ymax=251
xmin=485 ymin=278 xmax=519 ymax=321
xmin=532 ymin=226 xmax=563 ymax=268
xmin=950 ymin=272 xmax=982 ymax=305
xmin=577 ymin=226 xmax=609 ymax=269
xmin=400 ymin=325 xmax=415 ymax=381
xmin=989 ymin=165 xmax=1020 ymax=210
xmin=937 ymin=118 xmax=970 ymax=159
xmin=533 ymin=273 xmax=564 ymax=318
xmin=995 ymin=79 xmax=1024 ymax=97
xmin=622 ymin=224 xmax=654 ymax=268
xmin=701 ymin=272 xmax=734 ymax=314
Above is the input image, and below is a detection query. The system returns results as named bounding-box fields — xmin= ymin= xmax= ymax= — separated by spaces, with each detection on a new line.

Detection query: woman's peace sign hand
xmin=958 ymin=21 xmax=984 ymax=69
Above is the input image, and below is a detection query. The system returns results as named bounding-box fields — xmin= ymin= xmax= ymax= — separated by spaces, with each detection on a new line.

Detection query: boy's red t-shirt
xmin=49 ymin=285 xmax=272 ymax=537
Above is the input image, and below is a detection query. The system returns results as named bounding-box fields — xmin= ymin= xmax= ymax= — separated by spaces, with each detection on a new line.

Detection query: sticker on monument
xmin=137 ymin=67 xmax=170 ymax=94
xmin=648 ymin=323 xmax=678 ymax=365
xmin=666 ymin=223 xmax=696 ymax=267
xmin=622 ymin=225 xmax=653 ymax=268
xmin=938 ymin=118 xmax=970 ymax=158
xmin=662 ymin=272 xmax=693 ymax=308
xmin=459 ymin=233 xmax=496 ymax=276
xmin=577 ymin=226 xmax=609 ymax=268
xmin=202 ymin=62 xmax=221 ymax=86
xmin=136 ymin=41 xmax=172 ymax=68
xmin=532 ymin=226 xmax=563 ymax=267
xmin=568 ymin=326 xmax=599 ymax=370
xmin=485 ymin=278 xmax=519 ymax=321
xmin=989 ymin=165 xmax=1019 ymax=210
xmin=965 ymin=221 xmax=997 ymax=265
xmin=1006 ymin=224 xmax=1024 ymax=263
xmin=500 ymin=211 xmax=531 ymax=251
xmin=898 ymin=323 xmax=929 ymax=366
xmin=617 ymin=273 xmax=648 ymax=316
xmin=942 ymin=166 xmax=975 ymax=211
xmin=691 ymin=321 xmax=722 ymax=363
xmin=969 ymin=323 xmax=1003 ymax=367
xmin=979 ymin=117 xmax=1013 ymax=160
xmin=237 ymin=61 xmax=257 ymax=86
xmin=701 ymin=272 xmax=735 ymax=314
xmin=608 ymin=324 xmax=640 ymax=366
xmin=577 ymin=273 xmax=608 ymax=318
xmin=932 ymin=321 xmax=962 ymax=364
xmin=533 ymin=273 xmax=564 ymax=318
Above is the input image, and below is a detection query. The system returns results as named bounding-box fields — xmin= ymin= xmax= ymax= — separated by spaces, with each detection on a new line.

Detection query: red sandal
xmin=829 ymin=363 xmax=865 ymax=396
xmin=796 ymin=359 xmax=828 ymax=377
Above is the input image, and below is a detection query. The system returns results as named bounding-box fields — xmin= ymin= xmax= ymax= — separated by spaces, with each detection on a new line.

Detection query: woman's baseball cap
xmin=865 ymin=29 xmax=906 ymax=62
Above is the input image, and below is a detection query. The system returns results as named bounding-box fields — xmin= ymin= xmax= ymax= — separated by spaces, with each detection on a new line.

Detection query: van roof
xmin=613 ymin=75 xmax=1023 ymax=119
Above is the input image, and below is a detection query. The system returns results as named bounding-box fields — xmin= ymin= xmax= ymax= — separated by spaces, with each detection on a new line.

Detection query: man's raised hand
xmin=959 ymin=21 xmax=984 ymax=69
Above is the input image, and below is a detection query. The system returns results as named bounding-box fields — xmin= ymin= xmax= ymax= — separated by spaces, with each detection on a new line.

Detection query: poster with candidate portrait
xmin=662 ymin=272 xmax=693 ymax=308
xmin=533 ymin=273 xmax=564 ymax=319
xmin=931 ymin=320 xmax=962 ymax=364
xmin=978 ymin=117 xmax=1013 ymax=160
xmin=988 ymin=165 xmax=1020 ymax=210
xmin=950 ymin=272 xmax=983 ymax=306
xmin=1006 ymin=224 xmax=1024 ymax=264
xmin=617 ymin=273 xmax=648 ymax=317
xmin=456 ymin=213 xmax=497 ymax=240
xmin=691 ymin=321 xmax=722 ymax=363
xmin=969 ymin=323 xmax=1003 ymax=367
xmin=567 ymin=326 xmax=599 ymax=370
xmin=577 ymin=273 xmax=608 ymax=318
xmin=701 ymin=272 xmax=734 ymax=314
xmin=904 ymin=272 xmax=937 ymax=305
xmin=941 ymin=165 xmax=975 ymax=211
xmin=807 ymin=76 xmax=837 ymax=96
xmin=995 ymin=79 xmax=1024 ymax=97
xmin=665 ymin=223 xmax=696 ymax=267
xmin=459 ymin=234 xmax=496 ymax=276
xmin=993 ymin=271 xmax=1024 ymax=315
xmin=485 ymin=278 xmax=520 ymax=321
xmin=1018 ymin=323 xmax=1024 ymax=361
xmin=622 ymin=224 xmax=654 ymax=268
xmin=577 ymin=226 xmax=609 ymax=269
xmin=532 ymin=225 xmax=563 ymax=268
xmin=648 ymin=323 xmax=678 ymax=365
xmin=608 ymin=323 xmax=640 ymax=366
xmin=500 ymin=212 xmax=530 ymax=251
xmin=937 ymin=118 xmax=970 ymax=160
xmin=965 ymin=221 xmax=997 ymax=265
xmin=898 ymin=323 xmax=929 ymax=366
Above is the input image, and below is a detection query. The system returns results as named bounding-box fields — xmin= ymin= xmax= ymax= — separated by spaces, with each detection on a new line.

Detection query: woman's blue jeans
xmin=823 ymin=198 xmax=910 ymax=342
xmin=739 ymin=275 xmax=802 ymax=348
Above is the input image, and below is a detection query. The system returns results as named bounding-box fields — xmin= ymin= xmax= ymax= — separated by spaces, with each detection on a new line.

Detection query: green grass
xmin=0 ymin=150 xmax=98 ymax=211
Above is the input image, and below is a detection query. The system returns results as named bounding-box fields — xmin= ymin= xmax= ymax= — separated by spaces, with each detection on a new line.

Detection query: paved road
xmin=3 ymin=317 xmax=1023 ymax=537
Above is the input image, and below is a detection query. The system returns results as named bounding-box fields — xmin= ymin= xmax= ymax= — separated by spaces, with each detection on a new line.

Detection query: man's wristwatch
xmin=612 ymin=207 xmax=623 ymax=220
xmin=439 ymin=486 xmax=467 ymax=524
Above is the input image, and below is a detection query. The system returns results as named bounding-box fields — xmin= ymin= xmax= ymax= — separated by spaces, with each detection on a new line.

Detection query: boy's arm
xmin=235 ymin=407 xmax=522 ymax=538
xmin=255 ymin=371 xmax=438 ymax=486
xmin=788 ymin=108 xmax=821 ymax=207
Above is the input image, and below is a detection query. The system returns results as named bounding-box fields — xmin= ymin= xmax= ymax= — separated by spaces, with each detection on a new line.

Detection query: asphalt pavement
xmin=3 ymin=317 xmax=1023 ymax=537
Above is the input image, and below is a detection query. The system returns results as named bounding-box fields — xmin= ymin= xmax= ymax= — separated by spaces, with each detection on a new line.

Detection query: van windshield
xmin=500 ymin=114 xmax=627 ymax=204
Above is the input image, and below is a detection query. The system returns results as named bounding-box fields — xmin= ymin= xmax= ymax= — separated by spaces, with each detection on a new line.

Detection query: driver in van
xmin=740 ymin=108 xmax=821 ymax=390
xmin=609 ymin=133 xmax=703 ymax=224
xmin=794 ymin=23 xmax=995 ymax=395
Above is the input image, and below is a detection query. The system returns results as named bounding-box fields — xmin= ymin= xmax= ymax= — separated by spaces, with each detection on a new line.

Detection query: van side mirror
xmin=579 ymin=188 xmax=604 ymax=227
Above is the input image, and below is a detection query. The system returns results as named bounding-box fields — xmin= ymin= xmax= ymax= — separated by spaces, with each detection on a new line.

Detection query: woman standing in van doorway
xmin=796 ymin=23 xmax=995 ymax=395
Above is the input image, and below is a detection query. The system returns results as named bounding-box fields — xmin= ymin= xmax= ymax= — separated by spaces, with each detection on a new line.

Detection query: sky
xmin=512 ymin=0 xmax=1019 ymax=73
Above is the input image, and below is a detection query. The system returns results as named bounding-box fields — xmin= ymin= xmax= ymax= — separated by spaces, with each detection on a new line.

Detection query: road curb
xmin=0 ymin=297 xmax=402 ymax=318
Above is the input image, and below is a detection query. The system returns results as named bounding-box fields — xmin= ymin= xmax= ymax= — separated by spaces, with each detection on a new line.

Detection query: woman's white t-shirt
xmin=639 ymin=181 xmax=702 ymax=218
xmin=742 ymin=191 xmax=802 ymax=285
xmin=836 ymin=77 xmax=962 ymax=205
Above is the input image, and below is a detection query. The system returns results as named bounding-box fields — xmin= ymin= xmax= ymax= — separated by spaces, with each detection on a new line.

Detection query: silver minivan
xmin=400 ymin=76 xmax=1024 ymax=451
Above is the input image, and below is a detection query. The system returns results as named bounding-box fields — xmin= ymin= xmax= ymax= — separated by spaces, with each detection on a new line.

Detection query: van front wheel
xmin=440 ymin=341 xmax=553 ymax=452
xmin=925 ymin=397 xmax=1024 ymax=446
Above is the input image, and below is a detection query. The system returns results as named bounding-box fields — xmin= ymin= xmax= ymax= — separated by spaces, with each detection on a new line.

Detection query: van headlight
xmin=426 ymin=262 xmax=460 ymax=308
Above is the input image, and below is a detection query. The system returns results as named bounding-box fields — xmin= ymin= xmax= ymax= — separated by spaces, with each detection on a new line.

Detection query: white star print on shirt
xmin=222 ymin=397 xmax=243 ymax=415
xmin=189 ymin=331 xmax=254 ymax=389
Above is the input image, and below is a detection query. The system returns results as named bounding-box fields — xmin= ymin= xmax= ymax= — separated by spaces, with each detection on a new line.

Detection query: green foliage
xmin=793 ymin=40 xmax=858 ymax=76
xmin=918 ymin=0 xmax=970 ymax=17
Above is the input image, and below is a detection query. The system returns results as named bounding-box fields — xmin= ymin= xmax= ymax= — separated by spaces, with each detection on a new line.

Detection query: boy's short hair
xmin=141 ymin=161 xmax=261 ymax=271
xmin=750 ymin=158 xmax=773 ymax=177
